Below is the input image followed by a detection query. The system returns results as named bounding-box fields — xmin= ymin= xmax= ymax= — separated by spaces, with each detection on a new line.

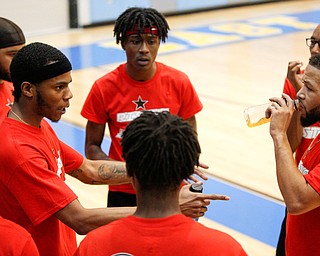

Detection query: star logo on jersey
xmin=132 ymin=96 xmax=148 ymax=110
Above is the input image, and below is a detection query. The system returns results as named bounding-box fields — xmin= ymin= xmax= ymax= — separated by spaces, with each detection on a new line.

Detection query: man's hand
xmin=287 ymin=61 xmax=304 ymax=92
xmin=184 ymin=161 xmax=209 ymax=184
xmin=267 ymin=94 xmax=296 ymax=139
xmin=179 ymin=183 xmax=230 ymax=219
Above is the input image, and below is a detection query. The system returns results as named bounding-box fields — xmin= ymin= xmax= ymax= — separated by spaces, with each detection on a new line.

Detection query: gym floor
xmin=30 ymin=1 xmax=320 ymax=254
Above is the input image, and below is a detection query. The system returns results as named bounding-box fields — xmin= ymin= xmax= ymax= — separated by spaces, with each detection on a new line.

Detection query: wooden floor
xmin=28 ymin=1 xmax=320 ymax=254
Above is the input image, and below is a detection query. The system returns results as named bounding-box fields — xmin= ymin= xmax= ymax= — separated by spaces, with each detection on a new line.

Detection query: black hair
xmin=121 ymin=111 xmax=200 ymax=191
xmin=113 ymin=7 xmax=170 ymax=44
xmin=309 ymin=54 xmax=320 ymax=69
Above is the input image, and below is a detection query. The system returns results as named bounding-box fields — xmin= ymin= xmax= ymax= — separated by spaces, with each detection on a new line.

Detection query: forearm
xmin=84 ymin=121 xmax=110 ymax=160
xmin=273 ymin=133 xmax=308 ymax=212
xmin=286 ymin=111 xmax=303 ymax=152
xmin=75 ymin=207 xmax=136 ymax=234
xmin=55 ymin=199 xmax=136 ymax=235
xmin=86 ymin=144 xmax=110 ymax=160
xmin=68 ymin=159 xmax=130 ymax=185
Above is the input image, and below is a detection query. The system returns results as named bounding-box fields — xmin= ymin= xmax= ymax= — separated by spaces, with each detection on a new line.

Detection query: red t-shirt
xmin=286 ymin=135 xmax=320 ymax=255
xmin=0 ymin=216 xmax=39 ymax=256
xmin=0 ymin=111 xmax=84 ymax=256
xmin=283 ymin=76 xmax=320 ymax=164
xmin=75 ymin=214 xmax=247 ymax=256
xmin=0 ymin=80 xmax=14 ymax=109
xmin=81 ymin=62 xmax=203 ymax=194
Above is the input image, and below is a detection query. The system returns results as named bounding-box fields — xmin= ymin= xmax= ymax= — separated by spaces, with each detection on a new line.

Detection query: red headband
xmin=126 ymin=25 xmax=159 ymax=36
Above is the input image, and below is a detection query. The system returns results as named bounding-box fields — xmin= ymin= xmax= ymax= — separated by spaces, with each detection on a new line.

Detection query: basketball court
xmin=24 ymin=1 xmax=320 ymax=254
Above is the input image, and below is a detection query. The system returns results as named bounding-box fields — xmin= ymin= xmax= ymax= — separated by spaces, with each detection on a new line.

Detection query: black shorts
xmin=276 ymin=209 xmax=287 ymax=256
xmin=107 ymin=191 xmax=137 ymax=207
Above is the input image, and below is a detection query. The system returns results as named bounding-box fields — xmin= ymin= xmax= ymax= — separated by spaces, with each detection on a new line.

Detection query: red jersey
xmin=0 ymin=80 xmax=14 ymax=109
xmin=81 ymin=62 xmax=203 ymax=194
xmin=283 ymin=76 xmax=320 ymax=164
xmin=75 ymin=214 xmax=247 ymax=256
xmin=0 ymin=216 xmax=39 ymax=256
xmin=285 ymin=135 xmax=320 ymax=255
xmin=0 ymin=110 xmax=84 ymax=256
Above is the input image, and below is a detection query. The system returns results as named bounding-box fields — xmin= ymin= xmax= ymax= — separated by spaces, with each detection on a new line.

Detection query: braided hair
xmin=121 ymin=111 xmax=200 ymax=191
xmin=114 ymin=7 xmax=170 ymax=44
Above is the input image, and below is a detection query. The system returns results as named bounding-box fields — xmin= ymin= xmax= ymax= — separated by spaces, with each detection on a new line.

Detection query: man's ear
xmin=21 ymin=82 xmax=34 ymax=98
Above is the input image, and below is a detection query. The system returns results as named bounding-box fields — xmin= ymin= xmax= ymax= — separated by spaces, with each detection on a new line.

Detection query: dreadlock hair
xmin=309 ymin=54 xmax=320 ymax=70
xmin=121 ymin=111 xmax=201 ymax=192
xmin=113 ymin=7 xmax=170 ymax=44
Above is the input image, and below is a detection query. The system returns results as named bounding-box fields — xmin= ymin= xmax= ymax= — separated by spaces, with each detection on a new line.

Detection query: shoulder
xmin=84 ymin=218 xmax=129 ymax=240
xmin=0 ymin=216 xmax=34 ymax=241
xmin=0 ymin=216 xmax=39 ymax=255
xmin=95 ymin=64 xmax=125 ymax=84
xmin=192 ymin=222 xmax=242 ymax=245
xmin=157 ymin=62 xmax=187 ymax=76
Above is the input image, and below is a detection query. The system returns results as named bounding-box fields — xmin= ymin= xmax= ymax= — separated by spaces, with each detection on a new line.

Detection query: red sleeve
xmin=283 ymin=70 xmax=305 ymax=99
xmin=81 ymin=80 xmax=108 ymax=124
xmin=59 ymin=140 xmax=84 ymax=173
xmin=10 ymin=159 xmax=77 ymax=226
xmin=283 ymin=77 xmax=297 ymax=99
xmin=305 ymin=165 xmax=320 ymax=195
xmin=178 ymin=74 xmax=203 ymax=119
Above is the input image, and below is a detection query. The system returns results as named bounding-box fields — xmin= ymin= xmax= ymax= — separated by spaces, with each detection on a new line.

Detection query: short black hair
xmin=121 ymin=111 xmax=200 ymax=191
xmin=114 ymin=7 xmax=170 ymax=44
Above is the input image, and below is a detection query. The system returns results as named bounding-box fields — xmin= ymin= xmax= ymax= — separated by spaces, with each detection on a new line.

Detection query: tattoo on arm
xmin=98 ymin=163 xmax=127 ymax=181
xmin=68 ymin=168 xmax=83 ymax=179
xmin=68 ymin=162 xmax=127 ymax=184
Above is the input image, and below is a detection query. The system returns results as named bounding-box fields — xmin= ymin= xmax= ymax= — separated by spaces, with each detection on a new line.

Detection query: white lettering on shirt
xmin=116 ymin=108 xmax=169 ymax=123
xmin=298 ymin=161 xmax=309 ymax=175
xmin=302 ymin=126 xmax=320 ymax=139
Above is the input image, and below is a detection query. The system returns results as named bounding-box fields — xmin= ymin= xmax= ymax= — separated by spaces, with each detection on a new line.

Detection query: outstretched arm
xmin=54 ymin=199 xmax=135 ymax=235
xmin=67 ymin=158 xmax=130 ymax=185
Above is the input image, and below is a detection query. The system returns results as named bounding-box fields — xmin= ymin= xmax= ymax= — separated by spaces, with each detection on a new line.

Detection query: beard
xmin=35 ymin=89 xmax=59 ymax=123
xmin=0 ymin=63 xmax=11 ymax=81
xmin=300 ymin=106 xmax=320 ymax=127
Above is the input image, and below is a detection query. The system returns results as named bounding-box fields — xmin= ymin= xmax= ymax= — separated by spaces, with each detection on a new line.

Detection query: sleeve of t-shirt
xmin=177 ymin=73 xmax=203 ymax=119
xmin=304 ymin=165 xmax=320 ymax=195
xmin=9 ymin=159 xmax=77 ymax=226
xmin=283 ymin=77 xmax=297 ymax=99
xmin=59 ymin=140 xmax=84 ymax=173
xmin=7 ymin=137 xmax=80 ymax=227
xmin=283 ymin=70 xmax=304 ymax=99
xmin=81 ymin=81 xmax=108 ymax=124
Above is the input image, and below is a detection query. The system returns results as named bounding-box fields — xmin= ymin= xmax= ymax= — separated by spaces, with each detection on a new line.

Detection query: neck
xmin=9 ymin=104 xmax=41 ymax=127
xmin=126 ymin=62 xmax=157 ymax=81
xmin=134 ymin=190 xmax=181 ymax=218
